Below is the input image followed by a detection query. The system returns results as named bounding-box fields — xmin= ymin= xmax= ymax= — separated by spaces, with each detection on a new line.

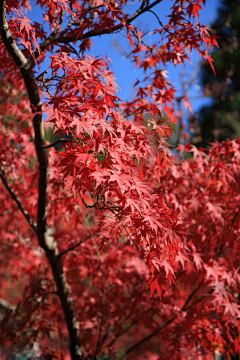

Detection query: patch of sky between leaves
xmin=28 ymin=0 xmax=219 ymax=119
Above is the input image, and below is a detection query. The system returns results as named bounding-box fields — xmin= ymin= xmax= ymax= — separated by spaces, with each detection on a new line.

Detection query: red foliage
xmin=0 ymin=1 xmax=239 ymax=359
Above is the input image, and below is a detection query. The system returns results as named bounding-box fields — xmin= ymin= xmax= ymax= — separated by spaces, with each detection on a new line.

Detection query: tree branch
xmin=42 ymin=138 xmax=77 ymax=149
xmin=118 ymin=315 xmax=177 ymax=360
xmin=106 ymin=307 xmax=153 ymax=350
xmin=147 ymin=9 xmax=171 ymax=34
xmin=29 ymin=0 xmax=164 ymax=63
xmin=58 ymin=0 xmax=164 ymax=44
xmin=0 ymin=2 xmax=82 ymax=358
xmin=120 ymin=278 xmax=205 ymax=359
xmin=58 ymin=235 xmax=91 ymax=258
xmin=182 ymin=278 xmax=205 ymax=311
xmin=0 ymin=168 xmax=37 ymax=233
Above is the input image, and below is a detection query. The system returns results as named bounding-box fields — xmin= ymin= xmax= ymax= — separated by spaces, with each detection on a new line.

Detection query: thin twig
xmin=119 ymin=278 xmax=205 ymax=359
xmin=107 ymin=307 xmax=153 ymax=349
xmin=35 ymin=0 xmax=164 ymax=55
xmin=35 ymin=70 xmax=48 ymax=81
xmin=49 ymin=195 xmax=74 ymax=203
xmin=27 ymin=0 xmax=165 ymax=67
xmin=82 ymin=197 xmax=99 ymax=208
xmin=182 ymin=278 xmax=205 ymax=311
xmin=118 ymin=315 xmax=177 ymax=360
xmin=67 ymin=43 xmax=82 ymax=58
xmin=147 ymin=9 xmax=171 ymax=34
xmin=58 ymin=235 xmax=91 ymax=258
xmin=0 ymin=167 xmax=37 ymax=233
xmin=42 ymin=138 xmax=77 ymax=149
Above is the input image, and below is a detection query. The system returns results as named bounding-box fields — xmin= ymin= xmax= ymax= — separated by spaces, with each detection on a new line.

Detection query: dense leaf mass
xmin=0 ymin=0 xmax=239 ymax=359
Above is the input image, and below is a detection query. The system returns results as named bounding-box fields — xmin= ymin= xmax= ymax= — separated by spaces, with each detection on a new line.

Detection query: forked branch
xmin=30 ymin=0 xmax=164 ymax=62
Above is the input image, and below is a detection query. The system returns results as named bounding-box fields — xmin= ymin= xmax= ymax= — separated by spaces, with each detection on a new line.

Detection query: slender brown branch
xmin=120 ymin=278 xmax=205 ymax=359
xmin=184 ymin=295 xmax=208 ymax=311
xmin=66 ymin=43 xmax=81 ymax=58
xmin=107 ymin=320 xmax=139 ymax=348
xmin=58 ymin=235 xmax=91 ymax=258
xmin=106 ymin=308 xmax=153 ymax=350
xmin=42 ymin=138 xmax=77 ymax=149
xmin=0 ymin=168 xmax=37 ymax=233
xmin=118 ymin=315 xmax=177 ymax=360
xmin=147 ymin=9 xmax=164 ymax=28
xmin=36 ymin=70 xmax=49 ymax=81
xmin=82 ymin=197 xmax=98 ymax=208
xmin=182 ymin=278 xmax=205 ymax=311
xmin=49 ymin=195 xmax=74 ymax=203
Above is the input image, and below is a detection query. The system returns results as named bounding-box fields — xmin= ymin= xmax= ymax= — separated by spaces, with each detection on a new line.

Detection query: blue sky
xmin=85 ymin=0 xmax=220 ymax=114
xmin=29 ymin=0 xmax=220 ymax=114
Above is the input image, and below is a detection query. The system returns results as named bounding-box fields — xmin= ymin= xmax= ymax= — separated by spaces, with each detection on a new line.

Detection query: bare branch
xmin=58 ymin=235 xmax=91 ymax=258
xmin=35 ymin=70 xmax=48 ymax=81
xmin=147 ymin=9 xmax=171 ymax=34
xmin=42 ymin=138 xmax=77 ymax=149
xmin=66 ymin=43 xmax=81 ymax=58
xmin=118 ymin=315 xmax=177 ymax=360
xmin=182 ymin=278 xmax=205 ymax=311
xmin=106 ymin=308 xmax=153 ymax=349
xmin=120 ymin=278 xmax=206 ymax=359
xmin=82 ymin=197 xmax=99 ymax=209
xmin=0 ymin=168 xmax=37 ymax=233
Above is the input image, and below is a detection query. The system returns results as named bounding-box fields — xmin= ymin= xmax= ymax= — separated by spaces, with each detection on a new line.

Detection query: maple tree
xmin=0 ymin=0 xmax=239 ymax=359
